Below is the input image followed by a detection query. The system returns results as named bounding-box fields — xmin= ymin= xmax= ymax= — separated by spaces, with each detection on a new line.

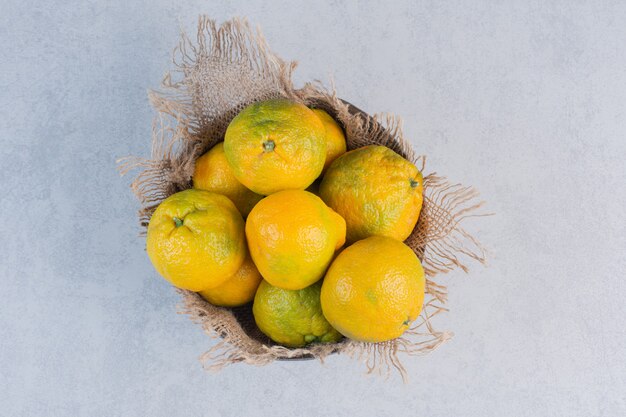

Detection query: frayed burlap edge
xmin=118 ymin=16 xmax=487 ymax=382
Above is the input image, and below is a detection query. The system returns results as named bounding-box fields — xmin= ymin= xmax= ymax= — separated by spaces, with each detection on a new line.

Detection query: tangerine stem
xmin=263 ymin=140 xmax=275 ymax=152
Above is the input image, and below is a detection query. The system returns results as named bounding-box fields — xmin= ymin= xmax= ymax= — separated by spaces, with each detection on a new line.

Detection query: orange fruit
xmin=224 ymin=99 xmax=326 ymax=195
xmin=246 ymin=190 xmax=346 ymax=290
xmin=320 ymin=236 xmax=425 ymax=343
xmin=253 ymin=280 xmax=342 ymax=347
xmin=192 ymin=142 xmax=263 ymax=217
xmin=146 ymin=189 xmax=246 ymax=291
xmin=319 ymin=145 xmax=423 ymax=243
xmin=198 ymin=254 xmax=262 ymax=307
xmin=311 ymin=108 xmax=347 ymax=172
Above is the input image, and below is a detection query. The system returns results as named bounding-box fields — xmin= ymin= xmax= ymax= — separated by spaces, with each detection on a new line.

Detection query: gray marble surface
xmin=2 ymin=1 xmax=625 ymax=416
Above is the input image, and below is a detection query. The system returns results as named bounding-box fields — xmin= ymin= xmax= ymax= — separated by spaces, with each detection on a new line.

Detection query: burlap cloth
xmin=119 ymin=16 xmax=487 ymax=381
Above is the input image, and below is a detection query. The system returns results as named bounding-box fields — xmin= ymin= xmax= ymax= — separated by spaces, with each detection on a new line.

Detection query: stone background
xmin=1 ymin=1 xmax=625 ymax=416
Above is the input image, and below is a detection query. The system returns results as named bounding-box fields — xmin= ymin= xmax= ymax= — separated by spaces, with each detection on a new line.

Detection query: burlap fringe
xmin=119 ymin=16 xmax=487 ymax=381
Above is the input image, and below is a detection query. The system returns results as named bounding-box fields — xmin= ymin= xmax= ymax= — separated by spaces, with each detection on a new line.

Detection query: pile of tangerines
xmin=146 ymin=99 xmax=425 ymax=347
